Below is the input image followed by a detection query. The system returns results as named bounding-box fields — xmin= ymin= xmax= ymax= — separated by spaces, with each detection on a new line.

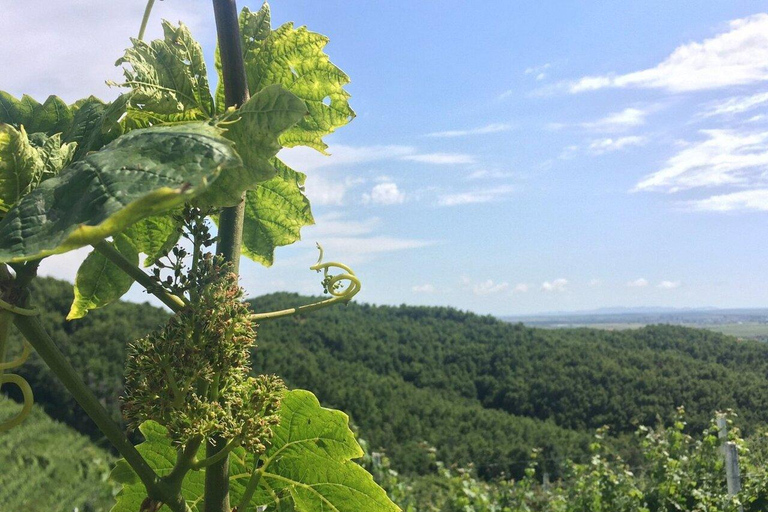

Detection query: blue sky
xmin=4 ymin=1 xmax=768 ymax=315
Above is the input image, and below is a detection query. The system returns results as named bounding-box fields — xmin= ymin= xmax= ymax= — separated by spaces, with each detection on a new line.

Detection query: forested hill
xmin=7 ymin=278 xmax=768 ymax=479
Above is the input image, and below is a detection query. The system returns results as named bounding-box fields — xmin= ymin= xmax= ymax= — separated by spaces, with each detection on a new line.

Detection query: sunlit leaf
xmin=240 ymin=159 xmax=314 ymax=266
xmin=198 ymin=84 xmax=307 ymax=207
xmin=232 ymin=390 xmax=400 ymax=512
xmin=67 ymin=233 xmax=139 ymax=320
xmin=0 ymin=123 xmax=241 ymax=263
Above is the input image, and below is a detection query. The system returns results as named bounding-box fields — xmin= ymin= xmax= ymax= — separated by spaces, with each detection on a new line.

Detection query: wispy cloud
xmin=412 ymin=284 xmax=436 ymax=293
xmin=473 ymin=280 xmax=510 ymax=296
xmin=568 ymin=14 xmax=768 ymax=93
xmin=701 ymin=92 xmax=768 ymax=118
xmin=403 ymin=153 xmax=475 ymax=165
xmin=513 ymin=283 xmax=530 ymax=293
xmin=658 ymin=280 xmax=682 ymax=289
xmin=362 ymin=182 xmax=406 ymax=205
xmin=686 ymin=189 xmax=768 ymax=212
xmin=627 ymin=278 xmax=649 ymax=288
xmin=437 ymin=185 xmax=515 ymax=206
xmin=426 ymin=123 xmax=512 ymax=138
xmin=280 ymin=145 xmax=416 ymax=171
xmin=542 ymin=278 xmax=568 ymax=292
xmin=465 ymin=169 xmax=515 ymax=180
xmin=588 ymin=136 xmax=647 ymax=155
xmin=525 ymin=63 xmax=551 ymax=81
xmin=582 ymin=108 xmax=647 ymax=131
xmin=635 ymin=129 xmax=768 ymax=192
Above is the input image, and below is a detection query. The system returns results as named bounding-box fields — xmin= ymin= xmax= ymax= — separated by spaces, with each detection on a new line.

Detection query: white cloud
xmin=701 ymin=92 xmax=768 ymax=118
xmin=426 ymin=123 xmax=512 ymax=138
xmin=542 ymin=278 xmax=568 ymax=292
xmin=279 ymin=145 xmax=416 ymax=172
xmin=627 ymin=278 xmax=649 ymax=288
xmin=582 ymin=108 xmax=647 ymax=131
xmin=513 ymin=283 xmax=529 ymax=293
xmin=589 ymin=279 xmax=602 ymax=287
xmin=304 ymin=174 xmax=353 ymax=206
xmin=473 ymin=280 xmax=510 ymax=296
xmin=635 ymin=129 xmax=768 ymax=192
xmin=0 ymin=0 xmax=208 ymax=102
xmin=525 ymin=63 xmax=551 ymax=81
xmin=588 ymin=136 xmax=647 ymax=155
xmin=310 ymin=213 xmax=381 ymax=237
xmin=437 ymin=185 xmax=515 ymax=206
xmin=412 ymin=284 xmax=436 ymax=294
xmin=686 ymin=189 xmax=768 ymax=212
xmin=362 ymin=182 xmax=406 ymax=205
xmin=658 ymin=280 xmax=682 ymax=289
xmin=569 ymin=14 xmax=768 ymax=93
xmin=466 ymin=169 xmax=515 ymax=180
xmin=402 ymin=153 xmax=475 ymax=165
xmin=317 ymin=236 xmax=436 ymax=256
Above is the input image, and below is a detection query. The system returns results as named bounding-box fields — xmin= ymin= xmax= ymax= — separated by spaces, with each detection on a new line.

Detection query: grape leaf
xmin=232 ymin=390 xmax=400 ymax=512
xmin=0 ymin=92 xmax=39 ymax=129
xmin=27 ymin=95 xmax=73 ymax=135
xmin=0 ymin=124 xmax=43 ymax=216
xmin=0 ymin=123 xmax=241 ymax=263
xmin=67 ymin=233 xmax=139 ymax=320
xmin=115 ymin=21 xmax=214 ymax=128
xmin=124 ymin=214 xmax=181 ymax=266
xmin=110 ymin=421 xmax=206 ymax=512
xmin=240 ymin=4 xmax=355 ymax=153
xmin=197 ymin=84 xmax=307 ymax=207
xmin=240 ymin=159 xmax=314 ymax=266
xmin=63 ymin=96 xmax=116 ymax=159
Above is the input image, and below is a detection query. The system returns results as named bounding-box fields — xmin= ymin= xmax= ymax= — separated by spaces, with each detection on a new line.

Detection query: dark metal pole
xmin=208 ymin=1 xmax=250 ymax=510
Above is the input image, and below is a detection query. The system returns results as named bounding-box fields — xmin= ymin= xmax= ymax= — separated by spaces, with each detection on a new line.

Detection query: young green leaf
xmin=115 ymin=21 xmax=215 ymax=128
xmin=123 ymin=214 xmax=182 ymax=266
xmin=240 ymin=4 xmax=355 ymax=154
xmin=240 ymin=159 xmax=314 ymax=266
xmin=232 ymin=390 xmax=400 ymax=512
xmin=0 ymin=123 xmax=241 ymax=263
xmin=26 ymin=95 xmax=73 ymax=135
xmin=33 ymin=133 xmax=77 ymax=176
xmin=67 ymin=233 xmax=139 ymax=320
xmin=198 ymin=84 xmax=307 ymax=207
xmin=0 ymin=92 xmax=39 ymax=128
xmin=0 ymin=124 xmax=43 ymax=217
xmin=63 ymin=96 xmax=116 ymax=159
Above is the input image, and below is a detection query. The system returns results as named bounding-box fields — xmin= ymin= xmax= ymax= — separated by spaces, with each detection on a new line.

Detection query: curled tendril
xmin=0 ymin=300 xmax=38 ymax=432
xmin=310 ymin=243 xmax=361 ymax=300
xmin=250 ymin=244 xmax=361 ymax=322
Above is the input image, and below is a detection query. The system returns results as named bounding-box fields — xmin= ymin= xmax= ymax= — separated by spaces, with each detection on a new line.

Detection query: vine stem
xmin=12 ymin=314 xmax=187 ymax=512
xmin=138 ymin=0 xmax=157 ymax=41
xmin=208 ymin=1 xmax=250 ymax=510
xmin=92 ymin=240 xmax=187 ymax=312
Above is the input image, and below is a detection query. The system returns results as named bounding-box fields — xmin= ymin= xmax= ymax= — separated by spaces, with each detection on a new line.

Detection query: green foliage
xmin=69 ymin=233 xmax=139 ymax=320
xmin=0 ymin=123 xmax=241 ymax=263
xmin=0 ymin=124 xmax=75 ymax=216
xmin=241 ymin=159 xmax=314 ymax=266
xmin=110 ymin=420 xmax=206 ymax=512
xmin=112 ymin=390 xmax=398 ymax=512
xmin=0 ymin=400 xmax=116 ymax=512
xmin=234 ymin=4 xmax=355 ymax=153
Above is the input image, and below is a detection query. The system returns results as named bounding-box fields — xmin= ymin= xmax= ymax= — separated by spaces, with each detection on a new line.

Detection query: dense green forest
xmin=6 ymin=278 xmax=768 ymax=479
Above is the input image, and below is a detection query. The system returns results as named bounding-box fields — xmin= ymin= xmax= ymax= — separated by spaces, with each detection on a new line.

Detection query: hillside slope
xmin=0 ymin=400 xmax=115 ymax=511
xmin=6 ymin=279 xmax=768 ymax=478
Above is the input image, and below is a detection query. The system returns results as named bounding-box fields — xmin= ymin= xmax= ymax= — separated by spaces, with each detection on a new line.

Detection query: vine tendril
xmin=0 ymin=297 xmax=37 ymax=431
xmin=250 ymin=244 xmax=361 ymax=322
